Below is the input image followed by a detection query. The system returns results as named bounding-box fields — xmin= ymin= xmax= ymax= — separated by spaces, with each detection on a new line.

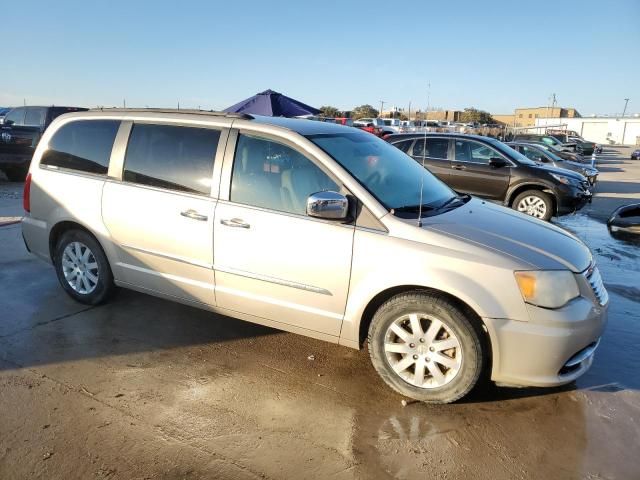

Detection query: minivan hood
xmin=424 ymin=199 xmax=592 ymax=272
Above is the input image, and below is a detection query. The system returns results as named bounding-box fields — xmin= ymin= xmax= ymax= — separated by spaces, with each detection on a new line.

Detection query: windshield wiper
xmin=436 ymin=194 xmax=470 ymax=210
xmin=391 ymin=203 xmax=437 ymax=214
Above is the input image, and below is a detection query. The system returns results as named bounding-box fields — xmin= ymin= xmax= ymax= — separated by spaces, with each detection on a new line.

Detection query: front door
xmin=102 ymin=122 xmax=223 ymax=306
xmin=449 ymin=139 xmax=511 ymax=199
xmin=213 ymin=132 xmax=354 ymax=337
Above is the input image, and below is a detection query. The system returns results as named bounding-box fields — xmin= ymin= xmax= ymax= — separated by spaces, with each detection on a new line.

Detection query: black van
xmin=0 ymin=106 xmax=87 ymax=181
xmin=386 ymin=133 xmax=592 ymax=221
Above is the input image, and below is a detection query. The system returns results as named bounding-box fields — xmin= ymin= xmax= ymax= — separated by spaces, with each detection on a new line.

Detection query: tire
xmin=512 ymin=189 xmax=554 ymax=221
xmin=4 ymin=166 xmax=28 ymax=182
xmin=53 ymin=229 xmax=115 ymax=305
xmin=368 ymin=292 xmax=485 ymax=404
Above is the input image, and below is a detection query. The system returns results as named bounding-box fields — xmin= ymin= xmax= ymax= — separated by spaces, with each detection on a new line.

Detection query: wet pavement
xmin=1 ymin=148 xmax=639 ymax=479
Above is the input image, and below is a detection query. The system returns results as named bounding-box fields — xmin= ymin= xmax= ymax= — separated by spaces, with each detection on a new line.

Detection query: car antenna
xmin=417 ymin=84 xmax=430 ymax=227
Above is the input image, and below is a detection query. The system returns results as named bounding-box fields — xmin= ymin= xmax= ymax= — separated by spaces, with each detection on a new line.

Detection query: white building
xmin=534 ymin=117 xmax=640 ymax=145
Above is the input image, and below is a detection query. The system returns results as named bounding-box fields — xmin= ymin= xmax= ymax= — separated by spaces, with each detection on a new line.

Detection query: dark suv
xmin=512 ymin=133 xmax=577 ymax=152
xmin=0 ymin=105 xmax=87 ymax=181
xmin=386 ymin=133 xmax=592 ymax=221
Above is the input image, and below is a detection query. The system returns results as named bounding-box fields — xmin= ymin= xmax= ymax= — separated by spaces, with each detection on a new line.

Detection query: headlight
xmin=514 ymin=270 xmax=580 ymax=309
xmin=550 ymin=173 xmax=572 ymax=185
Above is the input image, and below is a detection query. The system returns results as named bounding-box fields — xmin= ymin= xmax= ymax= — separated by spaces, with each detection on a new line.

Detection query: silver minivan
xmin=21 ymin=109 xmax=608 ymax=403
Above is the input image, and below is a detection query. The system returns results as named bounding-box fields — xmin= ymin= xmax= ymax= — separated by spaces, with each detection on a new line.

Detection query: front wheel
xmin=368 ymin=292 xmax=485 ymax=404
xmin=53 ymin=229 xmax=115 ymax=305
xmin=512 ymin=190 xmax=554 ymax=221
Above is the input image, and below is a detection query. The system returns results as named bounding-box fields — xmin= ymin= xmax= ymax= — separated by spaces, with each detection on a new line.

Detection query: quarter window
xmin=393 ymin=139 xmax=414 ymax=153
xmin=41 ymin=120 xmax=120 ymax=175
xmin=230 ymin=134 xmax=338 ymax=215
xmin=123 ymin=124 xmax=220 ymax=195
xmin=3 ymin=107 xmax=25 ymax=126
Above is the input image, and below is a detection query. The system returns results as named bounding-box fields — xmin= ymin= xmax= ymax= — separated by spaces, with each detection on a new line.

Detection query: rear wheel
xmin=513 ymin=190 xmax=554 ymax=221
xmin=368 ymin=292 xmax=485 ymax=404
xmin=53 ymin=229 xmax=115 ymax=305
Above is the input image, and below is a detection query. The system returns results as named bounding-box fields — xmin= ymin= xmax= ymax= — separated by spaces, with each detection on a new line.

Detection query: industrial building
xmin=534 ymin=117 xmax=640 ymax=145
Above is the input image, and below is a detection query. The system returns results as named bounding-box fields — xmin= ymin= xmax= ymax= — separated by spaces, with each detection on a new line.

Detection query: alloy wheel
xmin=517 ymin=195 xmax=547 ymax=218
xmin=383 ymin=313 xmax=462 ymax=389
xmin=61 ymin=241 xmax=99 ymax=294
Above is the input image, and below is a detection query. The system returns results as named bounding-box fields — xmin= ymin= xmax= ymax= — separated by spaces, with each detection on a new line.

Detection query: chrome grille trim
xmin=586 ymin=266 xmax=608 ymax=306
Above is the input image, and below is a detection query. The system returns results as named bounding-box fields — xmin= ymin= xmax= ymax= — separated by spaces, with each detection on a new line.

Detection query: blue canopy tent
xmin=223 ymin=89 xmax=320 ymax=117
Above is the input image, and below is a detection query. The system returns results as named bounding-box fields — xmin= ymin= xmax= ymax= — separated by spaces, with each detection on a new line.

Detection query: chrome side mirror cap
xmin=307 ymin=191 xmax=349 ymax=220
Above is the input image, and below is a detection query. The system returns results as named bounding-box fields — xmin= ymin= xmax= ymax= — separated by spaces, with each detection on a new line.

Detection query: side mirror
xmin=3 ymin=119 xmax=14 ymax=126
xmin=489 ymin=157 xmax=507 ymax=168
xmin=307 ymin=191 xmax=349 ymax=220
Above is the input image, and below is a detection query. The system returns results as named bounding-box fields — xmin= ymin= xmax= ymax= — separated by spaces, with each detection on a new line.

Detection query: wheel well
xmin=359 ymin=286 xmax=490 ymax=344
xmin=48 ymin=221 xmax=98 ymax=261
xmin=508 ymin=184 xmax=557 ymax=213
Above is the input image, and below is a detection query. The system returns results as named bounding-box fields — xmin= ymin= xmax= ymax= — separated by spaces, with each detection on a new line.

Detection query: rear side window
xmin=413 ymin=138 xmax=449 ymax=159
xmin=123 ymin=124 xmax=220 ymax=195
xmin=23 ymin=107 xmax=47 ymax=127
xmin=41 ymin=120 xmax=120 ymax=175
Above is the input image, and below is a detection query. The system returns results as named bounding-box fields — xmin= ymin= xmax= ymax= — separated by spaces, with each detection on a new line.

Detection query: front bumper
xmin=557 ymin=184 xmax=592 ymax=215
xmin=484 ymin=274 xmax=608 ymax=387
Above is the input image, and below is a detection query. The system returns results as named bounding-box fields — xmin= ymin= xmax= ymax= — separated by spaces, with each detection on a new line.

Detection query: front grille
xmin=586 ymin=266 xmax=608 ymax=306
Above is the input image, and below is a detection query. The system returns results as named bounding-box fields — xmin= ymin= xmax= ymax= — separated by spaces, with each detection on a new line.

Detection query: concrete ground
xmin=0 ymin=148 xmax=639 ymax=479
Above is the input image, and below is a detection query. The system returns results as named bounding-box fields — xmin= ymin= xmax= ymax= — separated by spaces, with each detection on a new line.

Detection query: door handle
xmin=452 ymin=164 xmax=466 ymax=170
xmin=220 ymin=218 xmax=250 ymax=229
xmin=180 ymin=209 xmax=208 ymax=221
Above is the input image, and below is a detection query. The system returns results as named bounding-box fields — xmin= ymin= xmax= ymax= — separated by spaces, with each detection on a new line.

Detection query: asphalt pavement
xmin=0 ymin=147 xmax=639 ymax=479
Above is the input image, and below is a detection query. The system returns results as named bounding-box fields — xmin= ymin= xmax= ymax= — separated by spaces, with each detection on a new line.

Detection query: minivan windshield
xmin=307 ymin=131 xmax=459 ymax=217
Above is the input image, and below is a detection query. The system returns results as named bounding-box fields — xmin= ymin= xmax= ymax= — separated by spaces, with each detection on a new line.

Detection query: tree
xmin=319 ymin=105 xmax=340 ymax=118
xmin=351 ymin=104 xmax=379 ymax=119
xmin=459 ymin=107 xmax=494 ymax=124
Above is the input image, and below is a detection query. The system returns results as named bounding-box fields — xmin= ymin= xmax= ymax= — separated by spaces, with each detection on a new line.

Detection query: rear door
xmin=449 ymin=139 xmax=511 ymax=199
xmin=410 ymin=137 xmax=451 ymax=183
xmin=102 ymin=122 xmax=226 ymax=306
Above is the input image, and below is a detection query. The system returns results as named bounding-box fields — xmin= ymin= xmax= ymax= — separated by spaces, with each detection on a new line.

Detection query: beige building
xmin=493 ymin=114 xmax=516 ymax=126
xmin=513 ymin=107 xmax=580 ymax=127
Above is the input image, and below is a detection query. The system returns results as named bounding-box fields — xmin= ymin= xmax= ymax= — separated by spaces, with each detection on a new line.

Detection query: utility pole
xmin=622 ymin=98 xmax=630 ymax=117
xmin=379 ymin=100 xmax=385 ymax=118
xmin=123 ymin=99 xmax=126 ymax=108
xmin=408 ymin=101 xmax=411 ymax=121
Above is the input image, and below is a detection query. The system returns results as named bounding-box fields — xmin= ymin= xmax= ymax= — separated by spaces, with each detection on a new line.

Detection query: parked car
xmin=334 ymin=117 xmax=354 ymax=127
xmin=386 ymin=133 xmax=592 ymax=221
xmin=521 ymin=140 xmax=587 ymax=163
xmin=507 ymin=142 xmax=598 ymax=185
xmin=353 ymin=118 xmax=394 ymax=135
xmin=22 ymin=109 xmax=607 ymax=403
xmin=512 ymin=133 xmax=577 ymax=152
xmin=0 ymin=105 xmax=87 ymax=181
xmin=608 ymin=203 xmax=640 ymax=240
xmin=381 ymin=118 xmax=402 ymax=133
xmin=631 ymin=149 xmax=640 ymax=160
xmin=547 ymin=133 xmax=596 ymax=156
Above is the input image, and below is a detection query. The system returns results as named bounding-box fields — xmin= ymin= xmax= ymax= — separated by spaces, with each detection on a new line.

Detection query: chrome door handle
xmin=452 ymin=164 xmax=466 ymax=170
xmin=181 ymin=209 xmax=208 ymax=221
xmin=220 ymin=218 xmax=250 ymax=229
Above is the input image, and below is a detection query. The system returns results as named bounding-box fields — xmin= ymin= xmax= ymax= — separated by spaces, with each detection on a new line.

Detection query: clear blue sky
xmin=3 ymin=0 xmax=639 ymax=115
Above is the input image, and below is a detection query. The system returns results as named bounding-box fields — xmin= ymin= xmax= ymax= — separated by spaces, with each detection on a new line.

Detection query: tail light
xmin=23 ymin=172 xmax=32 ymax=212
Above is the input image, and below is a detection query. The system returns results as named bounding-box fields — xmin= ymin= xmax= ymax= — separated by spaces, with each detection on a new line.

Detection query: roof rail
xmin=88 ymin=107 xmax=253 ymax=120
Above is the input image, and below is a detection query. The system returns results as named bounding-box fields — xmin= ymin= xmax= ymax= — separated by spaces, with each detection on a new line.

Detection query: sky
xmin=2 ymin=0 xmax=639 ymax=116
